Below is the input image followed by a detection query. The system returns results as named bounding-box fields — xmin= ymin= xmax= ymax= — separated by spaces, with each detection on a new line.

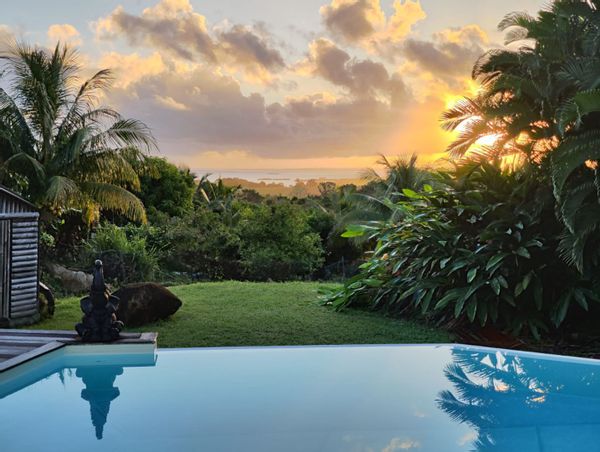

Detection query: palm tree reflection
xmin=76 ymin=366 xmax=124 ymax=440
xmin=436 ymin=349 xmax=600 ymax=450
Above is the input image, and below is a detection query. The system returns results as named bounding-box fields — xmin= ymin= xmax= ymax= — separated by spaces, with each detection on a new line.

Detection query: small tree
xmin=237 ymin=201 xmax=324 ymax=281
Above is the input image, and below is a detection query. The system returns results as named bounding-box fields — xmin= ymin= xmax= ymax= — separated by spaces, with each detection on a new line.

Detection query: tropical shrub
xmin=135 ymin=157 xmax=195 ymax=220
xmin=237 ymin=201 xmax=324 ymax=281
xmin=154 ymin=207 xmax=241 ymax=280
xmin=323 ymin=159 xmax=599 ymax=338
xmin=81 ymin=224 xmax=158 ymax=283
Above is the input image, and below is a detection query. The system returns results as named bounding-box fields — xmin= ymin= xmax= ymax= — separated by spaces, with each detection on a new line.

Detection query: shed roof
xmin=0 ymin=185 xmax=37 ymax=211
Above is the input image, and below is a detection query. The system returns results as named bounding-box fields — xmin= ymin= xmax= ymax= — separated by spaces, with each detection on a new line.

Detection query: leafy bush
xmin=237 ymin=201 xmax=324 ymax=281
xmin=81 ymin=224 xmax=159 ymax=284
xmin=323 ymin=160 xmax=599 ymax=338
xmin=155 ymin=207 xmax=241 ymax=280
xmin=136 ymin=157 xmax=196 ymax=220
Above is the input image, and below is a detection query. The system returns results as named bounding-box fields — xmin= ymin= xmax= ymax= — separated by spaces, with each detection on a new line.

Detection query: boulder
xmin=113 ymin=283 xmax=182 ymax=327
xmin=47 ymin=263 xmax=93 ymax=294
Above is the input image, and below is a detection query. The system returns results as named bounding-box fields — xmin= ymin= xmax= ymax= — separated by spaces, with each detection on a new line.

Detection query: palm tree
xmin=441 ymin=0 xmax=600 ymax=276
xmin=351 ymin=154 xmax=434 ymax=223
xmin=0 ymin=42 xmax=155 ymax=224
xmin=195 ymin=174 xmax=241 ymax=226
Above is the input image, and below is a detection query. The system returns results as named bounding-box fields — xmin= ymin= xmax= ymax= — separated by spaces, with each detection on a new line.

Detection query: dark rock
xmin=113 ymin=283 xmax=182 ymax=327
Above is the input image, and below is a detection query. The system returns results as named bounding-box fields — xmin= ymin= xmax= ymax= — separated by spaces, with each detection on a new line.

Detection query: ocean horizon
xmin=196 ymin=168 xmax=366 ymax=186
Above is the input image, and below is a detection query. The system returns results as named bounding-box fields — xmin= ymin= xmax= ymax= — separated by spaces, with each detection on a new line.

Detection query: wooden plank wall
xmin=0 ymin=221 xmax=9 ymax=319
xmin=0 ymin=190 xmax=40 ymax=321
xmin=10 ymin=219 xmax=39 ymax=318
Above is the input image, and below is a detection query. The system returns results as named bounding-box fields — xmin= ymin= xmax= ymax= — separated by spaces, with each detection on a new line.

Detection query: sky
xmin=0 ymin=0 xmax=547 ymax=172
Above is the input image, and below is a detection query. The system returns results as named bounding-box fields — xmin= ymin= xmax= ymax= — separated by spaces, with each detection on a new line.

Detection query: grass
xmin=28 ymin=281 xmax=450 ymax=348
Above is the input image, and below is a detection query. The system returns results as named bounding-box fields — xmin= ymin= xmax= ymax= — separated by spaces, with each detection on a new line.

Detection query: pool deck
xmin=0 ymin=329 xmax=157 ymax=373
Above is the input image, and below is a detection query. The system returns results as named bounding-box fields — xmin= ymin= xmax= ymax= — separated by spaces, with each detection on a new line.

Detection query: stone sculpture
xmin=75 ymin=260 xmax=123 ymax=342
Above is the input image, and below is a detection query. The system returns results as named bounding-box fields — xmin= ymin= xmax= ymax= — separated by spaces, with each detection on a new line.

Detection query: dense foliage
xmin=237 ymin=202 xmax=324 ymax=281
xmin=152 ymin=207 xmax=242 ymax=280
xmin=324 ymin=159 xmax=598 ymax=337
xmin=442 ymin=0 xmax=600 ymax=275
xmin=74 ymin=193 xmax=328 ymax=284
xmin=135 ymin=157 xmax=195 ymax=220
xmin=324 ymin=1 xmax=600 ymax=340
xmin=81 ymin=224 xmax=159 ymax=284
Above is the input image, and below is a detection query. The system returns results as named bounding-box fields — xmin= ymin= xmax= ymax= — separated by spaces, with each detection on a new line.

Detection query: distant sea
xmin=196 ymin=168 xmax=365 ymax=186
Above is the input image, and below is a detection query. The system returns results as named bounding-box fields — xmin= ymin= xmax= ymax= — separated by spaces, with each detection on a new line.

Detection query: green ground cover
xmin=28 ymin=281 xmax=450 ymax=348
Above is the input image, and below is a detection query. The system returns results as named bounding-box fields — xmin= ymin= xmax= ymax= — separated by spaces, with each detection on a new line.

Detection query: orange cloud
xmin=386 ymin=0 xmax=427 ymax=42
xmin=47 ymin=24 xmax=82 ymax=46
xmin=98 ymin=52 xmax=167 ymax=89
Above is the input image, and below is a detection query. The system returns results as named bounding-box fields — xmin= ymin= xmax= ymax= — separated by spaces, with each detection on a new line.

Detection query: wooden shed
xmin=0 ymin=185 xmax=40 ymax=326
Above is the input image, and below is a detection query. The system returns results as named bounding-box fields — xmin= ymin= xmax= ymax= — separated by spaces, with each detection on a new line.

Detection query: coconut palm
xmin=442 ymin=0 xmax=600 ymax=275
xmin=0 ymin=41 xmax=155 ymax=224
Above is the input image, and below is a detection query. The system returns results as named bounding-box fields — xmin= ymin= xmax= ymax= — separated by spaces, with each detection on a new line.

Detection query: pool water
xmin=2 ymin=344 xmax=600 ymax=452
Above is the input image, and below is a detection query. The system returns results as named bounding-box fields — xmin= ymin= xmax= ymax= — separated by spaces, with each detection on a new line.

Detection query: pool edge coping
xmin=155 ymin=342 xmax=600 ymax=364
xmin=0 ymin=330 xmax=157 ymax=373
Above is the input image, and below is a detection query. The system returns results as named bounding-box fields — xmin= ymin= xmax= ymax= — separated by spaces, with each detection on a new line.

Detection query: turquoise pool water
xmin=1 ymin=344 xmax=600 ymax=451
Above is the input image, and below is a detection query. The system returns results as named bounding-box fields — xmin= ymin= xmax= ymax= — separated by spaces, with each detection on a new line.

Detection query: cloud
xmin=386 ymin=0 xmax=427 ymax=42
xmin=182 ymin=149 xmax=386 ymax=171
xmin=321 ymin=0 xmax=385 ymax=43
xmin=154 ymin=94 xmax=189 ymax=111
xmin=382 ymin=437 xmax=421 ymax=451
xmin=320 ymin=0 xmax=426 ymax=53
xmin=403 ymin=24 xmax=489 ymax=81
xmin=103 ymin=59 xmax=450 ymax=162
xmin=94 ymin=2 xmax=215 ymax=61
xmin=297 ymin=38 xmax=409 ymax=103
xmin=457 ymin=431 xmax=478 ymax=447
xmin=94 ymin=0 xmax=285 ymax=83
xmin=98 ymin=52 xmax=167 ymax=88
xmin=217 ymin=24 xmax=285 ymax=71
xmin=47 ymin=24 xmax=82 ymax=46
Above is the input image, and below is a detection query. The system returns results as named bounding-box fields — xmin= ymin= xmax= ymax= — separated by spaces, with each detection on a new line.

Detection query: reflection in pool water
xmin=77 ymin=366 xmax=123 ymax=439
xmin=437 ymin=348 xmax=600 ymax=450
xmin=2 ymin=345 xmax=600 ymax=451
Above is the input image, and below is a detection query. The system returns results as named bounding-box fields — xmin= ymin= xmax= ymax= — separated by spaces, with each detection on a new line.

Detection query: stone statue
xmin=75 ymin=260 xmax=124 ymax=342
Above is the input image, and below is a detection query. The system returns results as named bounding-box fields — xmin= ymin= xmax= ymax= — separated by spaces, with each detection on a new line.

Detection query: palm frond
xmin=44 ymin=175 xmax=81 ymax=207
xmin=85 ymin=118 xmax=156 ymax=152
xmin=56 ymin=69 xmax=115 ymax=141
xmin=82 ymin=182 xmax=147 ymax=223
xmin=4 ymin=152 xmax=45 ymax=180
xmin=498 ymin=11 xmax=536 ymax=32
xmin=74 ymin=150 xmax=141 ymax=189
xmin=551 ymin=130 xmax=600 ymax=196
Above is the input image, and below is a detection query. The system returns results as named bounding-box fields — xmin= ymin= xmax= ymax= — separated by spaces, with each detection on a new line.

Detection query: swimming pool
xmin=1 ymin=344 xmax=600 ymax=452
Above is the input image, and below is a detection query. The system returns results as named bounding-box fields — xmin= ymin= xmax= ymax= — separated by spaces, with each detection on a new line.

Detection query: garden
xmin=3 ymin=0 xmax=600 ymax=355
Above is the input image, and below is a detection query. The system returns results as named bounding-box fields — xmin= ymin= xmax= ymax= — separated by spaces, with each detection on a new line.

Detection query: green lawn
xmin=29 ymin=281 xmax=450 ymax=348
